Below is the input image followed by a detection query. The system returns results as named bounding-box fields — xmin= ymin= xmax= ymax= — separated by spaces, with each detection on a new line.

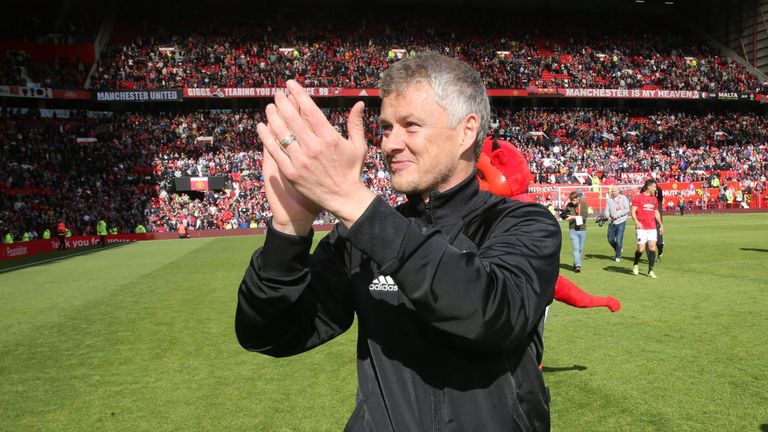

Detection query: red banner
xmin=52 ymin=89 xmax=92 ymax=100
xmin=487 ymin=89 xmax=529 ymax=97
xmin=657 ymin=182 xmax=702 ymax=206
xmin=1 ymin=86 xmax=758 ymax=101
xmin=1 ymin=234 xmax=149 ymax=261
xmin=0 ymin=87 xmax=91 ymax=100
xmin=561 ymin=88 xmax=701 ymax=99
xmin=526 ymin=87 xmax=561 ymax=96
xmin=183 ymin=87 xmax=379 ymax=98
xmin=69 ymin=86 xmax=755 ymax=101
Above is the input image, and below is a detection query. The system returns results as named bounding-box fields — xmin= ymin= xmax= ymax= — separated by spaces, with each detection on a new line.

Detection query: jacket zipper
xmin=427 ymin=192 xmax=439 ymax=431
xmin=425 ymin=192 xmax=435 ymax=226
xmin=431 ymin=388 xmax=440 ymax=432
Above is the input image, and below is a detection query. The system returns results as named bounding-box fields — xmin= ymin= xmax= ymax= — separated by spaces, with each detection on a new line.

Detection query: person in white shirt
xmin=604 ymin=186 xmax=630 ymax=262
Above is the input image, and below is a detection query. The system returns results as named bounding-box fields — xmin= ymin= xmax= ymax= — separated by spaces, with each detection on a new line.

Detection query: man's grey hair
xmin=379 ymin=52 xmax=490 ymax=160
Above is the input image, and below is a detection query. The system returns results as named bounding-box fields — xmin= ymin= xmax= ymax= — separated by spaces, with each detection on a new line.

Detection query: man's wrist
xmin=331 ymin=186 xmax=377 ymax=230
xmin=271 ymin=219 xmax=314 ymax=236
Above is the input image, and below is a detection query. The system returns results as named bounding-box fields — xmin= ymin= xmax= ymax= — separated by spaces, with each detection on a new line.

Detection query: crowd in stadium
xmin=0 ymin=107 xmax=396 ymax=238
xmin=3 ymin=5 xmax=768 ymax=238
xmin=2 ymin=106 xmax=767 ymax=240
xmin=0 ymin=2 xmax=98 ymax=89
xmin=498 ymin=109 xmax=768 ymax=184
xmin=89 ymin=14 xmax=766 ymax=95
xmin=1 ymin=109 xmax=152 ymax=241
xmin=3 ymin=8 xmax=766 ymax=96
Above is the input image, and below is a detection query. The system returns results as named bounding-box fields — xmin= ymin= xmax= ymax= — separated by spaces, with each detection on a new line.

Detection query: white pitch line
xmin=0 ymin=243 xmax=125 ymax=273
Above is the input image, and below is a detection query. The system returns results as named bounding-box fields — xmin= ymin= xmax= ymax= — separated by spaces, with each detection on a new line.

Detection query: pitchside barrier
xmin=0 ymin=234 xmax=148 ymax=260
xmin=0 ymin=226 xmax=338 ymax=261
xmin=528 ymin=183 xmax=767 ymax=216
xmin=528 ymin=183 xmax=642 ymax=215
xmin=3 ymin=203 xmax=765 ymax=262
xmin=3 ymin=182 xmax=766 ymax=262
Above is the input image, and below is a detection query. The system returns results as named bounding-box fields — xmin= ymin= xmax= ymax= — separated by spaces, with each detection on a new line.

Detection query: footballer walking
xmin=630 ymin=179 xmax=664 ymax=278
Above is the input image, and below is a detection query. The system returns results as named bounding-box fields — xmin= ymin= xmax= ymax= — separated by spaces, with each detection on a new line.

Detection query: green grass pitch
xmin=1 ymin=213 xmax=767 ymax=431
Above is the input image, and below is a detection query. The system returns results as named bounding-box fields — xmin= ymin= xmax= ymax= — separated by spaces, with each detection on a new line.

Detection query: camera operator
xmin=604 ymin=186 xmax=630 ymax=262
xmin=561 ymin=191 xmax=588 ymax=272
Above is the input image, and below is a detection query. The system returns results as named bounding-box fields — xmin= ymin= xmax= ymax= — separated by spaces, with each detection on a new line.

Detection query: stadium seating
xmin=2 ymin=7 xmax=767 ymax=239
xmin=2 ymin=107 xmax=766 ymax=238
xmin=90 ymin=15 xmax=766 ymax=94
xmin=3 ymin=9 xmax=766 ymax=95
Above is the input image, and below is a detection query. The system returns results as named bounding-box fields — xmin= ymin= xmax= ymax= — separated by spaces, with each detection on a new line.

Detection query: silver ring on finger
xmin=279 ymin=134 xmax=296 ymax=149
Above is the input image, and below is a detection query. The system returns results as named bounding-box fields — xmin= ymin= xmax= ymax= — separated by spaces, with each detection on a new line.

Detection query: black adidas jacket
xmin=236 ymin=173 xmax=561 ymax=431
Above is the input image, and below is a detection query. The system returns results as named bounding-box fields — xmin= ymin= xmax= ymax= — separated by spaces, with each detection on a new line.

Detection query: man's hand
xmin=256 ymin=138 xmax=319 ymax=236
xmin=260 ymin=80 xmax=375 ymax=229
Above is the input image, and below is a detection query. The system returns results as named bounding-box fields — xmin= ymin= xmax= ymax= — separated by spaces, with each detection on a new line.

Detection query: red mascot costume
xmin=476 ymin=137 xmax=621 ymax=312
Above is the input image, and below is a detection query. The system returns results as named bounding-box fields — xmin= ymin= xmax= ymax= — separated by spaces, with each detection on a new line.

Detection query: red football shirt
xmin=632 ymin=193 xmax=658 ymax=229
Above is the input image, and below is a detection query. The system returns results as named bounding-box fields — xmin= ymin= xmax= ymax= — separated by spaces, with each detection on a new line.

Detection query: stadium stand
xmin=0 ymin=2 xmax=99 ymax=89
xmin=2 ymin=107 xmax=766 ymax=239
xmin=6 ymin=7 xmax=760 ymax=94
xmin=89 ymin=11 xmax=768 ymax=95
xmin=1 ymin=2 xmax=767 ymax=242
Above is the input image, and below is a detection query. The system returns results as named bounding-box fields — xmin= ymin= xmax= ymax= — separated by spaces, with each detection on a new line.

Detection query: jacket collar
xmin=404 ymin=171 xmax=482 ymax=225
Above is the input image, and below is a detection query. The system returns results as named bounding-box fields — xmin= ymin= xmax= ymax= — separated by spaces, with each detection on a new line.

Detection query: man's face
xmin=610 ymin=187 xmax=618 ymax=197
xmin=378 ymin=82 xmax=472 ymax=197
xmin=648 ymin=183 xmax=657 ymax=194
